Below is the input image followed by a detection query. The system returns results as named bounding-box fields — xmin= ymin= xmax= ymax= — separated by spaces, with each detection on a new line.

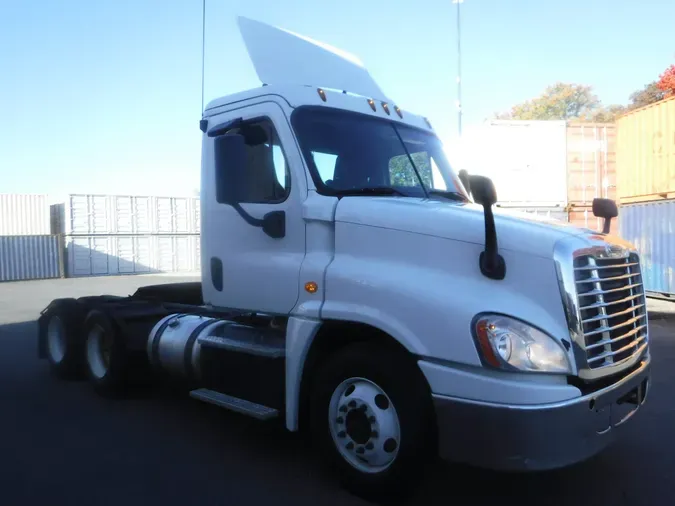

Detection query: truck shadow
xmin=1 ymin=319 xmax=669 ymax=506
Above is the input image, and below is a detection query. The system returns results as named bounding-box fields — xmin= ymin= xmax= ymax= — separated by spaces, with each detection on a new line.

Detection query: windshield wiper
xmin=428 ymin=189 xmax=470 ymax=202
xmin=332 ymin=187 xmax=407 ymax=197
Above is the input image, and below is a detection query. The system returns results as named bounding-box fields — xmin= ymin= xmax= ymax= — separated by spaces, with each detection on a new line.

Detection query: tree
xmin=657 ymin=64 xmax=675 ymax=98
xmin=628 ymin=81 xmax=665 ymax=109
xmin=389 ymin=152 xmax=432 ymax=187
xmin=495 ymin=83 xmax=601 ymax=121
xmin=578 ymin=104 xmax=626 ymax=123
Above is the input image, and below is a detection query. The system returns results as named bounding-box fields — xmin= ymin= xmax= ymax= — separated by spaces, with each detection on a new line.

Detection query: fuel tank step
xmin=189 ymin=388 xmax=279 ymax=420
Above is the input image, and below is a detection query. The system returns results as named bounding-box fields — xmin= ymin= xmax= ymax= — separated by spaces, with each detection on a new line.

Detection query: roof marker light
xmin=381 ymin=102 xmax=391 ymax=115
xmin=317 ymin=88 xmax=327 ymax=101
xmin=367 ymin=98 xmax=376 ymax=111
xmin=394 ymin=105 xmax=403 ymax=118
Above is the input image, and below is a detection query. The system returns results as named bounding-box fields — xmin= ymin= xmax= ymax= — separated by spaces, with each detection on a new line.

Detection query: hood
xmin=334 ymin=197 xmax=592 ymax=259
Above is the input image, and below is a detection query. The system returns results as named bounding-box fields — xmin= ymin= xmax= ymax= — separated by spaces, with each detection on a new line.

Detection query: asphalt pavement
xmin=0 ymin=275 xmax=673 ymax=505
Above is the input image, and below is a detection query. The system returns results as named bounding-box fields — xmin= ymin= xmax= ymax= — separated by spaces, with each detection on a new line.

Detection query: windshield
xmin=291 ymin=107 xmax=470 ymax=200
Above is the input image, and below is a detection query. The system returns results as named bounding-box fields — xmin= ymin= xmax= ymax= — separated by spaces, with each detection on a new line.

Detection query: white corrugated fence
xmin=0 ymin=235 xmax=62 ymax=282
xmin=0 ymin=194 xmax=51 ymax=235
xmin=1 ymin=193 xmax=201 ymax=281
xmin=49 ymin=193 xmax=201 ymax=278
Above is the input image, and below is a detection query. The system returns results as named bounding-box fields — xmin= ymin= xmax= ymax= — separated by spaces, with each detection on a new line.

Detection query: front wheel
xmin=309 ymin=342 xmax=436 ymax=503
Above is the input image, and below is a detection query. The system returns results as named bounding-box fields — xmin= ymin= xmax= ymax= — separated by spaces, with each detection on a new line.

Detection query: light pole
xmin=452 ymin=0 xmax=463 ymax=137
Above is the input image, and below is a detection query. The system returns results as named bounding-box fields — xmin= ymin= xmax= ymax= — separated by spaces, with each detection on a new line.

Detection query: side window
xmin=223 ymin=118 xmax=291 ymax=204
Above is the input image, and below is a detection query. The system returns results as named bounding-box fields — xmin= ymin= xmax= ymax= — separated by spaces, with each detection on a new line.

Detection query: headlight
xmin=473 ymin=314 xmax=572 ymax=374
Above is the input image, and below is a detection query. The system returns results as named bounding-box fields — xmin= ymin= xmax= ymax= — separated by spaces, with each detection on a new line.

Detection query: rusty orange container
xmin=566 ymin=123 xmax=617 ymax=205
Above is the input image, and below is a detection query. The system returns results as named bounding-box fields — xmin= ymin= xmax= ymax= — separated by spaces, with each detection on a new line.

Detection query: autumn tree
xmin=628 ymin=81 xmax=665 ymax=109
xmin=578 ymin=104 xmax=626 ymax=123
xmin=657 ymin=64 xmax=675 ymax=97
xmin=495 ymin=83 xmax=601 ymax=121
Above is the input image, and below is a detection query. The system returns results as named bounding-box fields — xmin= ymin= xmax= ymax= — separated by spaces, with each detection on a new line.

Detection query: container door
xmin=135 ymin=237 xmax=152 ymax=273
xmin=116 ymin=236 xmax=135 ymax=274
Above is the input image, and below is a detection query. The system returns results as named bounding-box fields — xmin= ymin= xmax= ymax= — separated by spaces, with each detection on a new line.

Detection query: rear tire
xmin=83 ymin=310 xmax=130 ymax=397
xmin=42 ymin=299 xmax=86 ymax=380
xmin=309 ymin=342 xmax=436 ymax=503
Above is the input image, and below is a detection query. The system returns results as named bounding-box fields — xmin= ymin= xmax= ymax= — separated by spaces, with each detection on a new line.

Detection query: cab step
xmin=189 ymin=388 xmax=279 ymax=420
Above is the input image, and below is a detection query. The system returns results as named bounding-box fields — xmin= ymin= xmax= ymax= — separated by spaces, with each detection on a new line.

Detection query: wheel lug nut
xmin=336 ymin=417 xmax=344 ymax=424
xmin=348 ymin=400 xmax=357 ymax=408
xmin=358 ymin=404 xmax=367 ymax=412
xmin=368 ymin=416 xmax=376 ymax=423
xmin=337 ymin=431 xmax=346 ymax=438
xmin=356 ymin=447 xmax=365 ymax=455
xmin=365 ymin=442 xmax=374 ymax=450
xmin=339 ymin=405 xmax=348 ymax=413
xmin=346 ymin=442 xmax=354 ymax=450
xmin=371 ymin=430 xmax=378 ymax=438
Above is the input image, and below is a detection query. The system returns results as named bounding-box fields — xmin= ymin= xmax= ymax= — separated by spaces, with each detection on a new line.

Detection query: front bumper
xmin=433 ymin=357 xmax=651 ymax=471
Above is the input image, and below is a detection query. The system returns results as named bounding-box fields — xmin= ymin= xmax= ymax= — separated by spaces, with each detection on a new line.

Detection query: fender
xmin=323 ymin=222 xmax=574 ymax=369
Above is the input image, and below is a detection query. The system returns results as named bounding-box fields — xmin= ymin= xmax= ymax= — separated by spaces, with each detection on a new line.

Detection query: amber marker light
xmin=474 ymin=319 xmax=501 ymax=368
xmin=305 ymin=282 xmax=318 ymax=293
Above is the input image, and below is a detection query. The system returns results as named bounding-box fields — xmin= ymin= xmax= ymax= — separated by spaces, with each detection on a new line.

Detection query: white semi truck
xmin=38 ymin=17 xmax=651 ymax=503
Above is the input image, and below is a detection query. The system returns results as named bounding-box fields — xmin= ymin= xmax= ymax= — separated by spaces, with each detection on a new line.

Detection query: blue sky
xmin=1 ymin=0 xmax=673 ymax=196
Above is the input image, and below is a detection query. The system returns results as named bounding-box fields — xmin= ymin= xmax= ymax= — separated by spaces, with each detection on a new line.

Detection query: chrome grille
xmin=573 ymin=252 xmax=648 ymax=370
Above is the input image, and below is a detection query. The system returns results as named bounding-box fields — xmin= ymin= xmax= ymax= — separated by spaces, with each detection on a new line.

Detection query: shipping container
xmin=494 ymin=205 xmax=568 ymax=223
xmin=0 ymin=235 xmax=62 ymax=282
xmin=51 ymin=194 xmax=201 ymax=235
xmin=65 ymin=234 xmax=200 ymax=277
xmin=0 ymin=194 xmax=51 ymax=236
xmin=620 ymin=200 xmax=675 ymax=295
xmin=617 ymin=96 xmax=675 ymax=203
xmin=566 ymin=123 xmax=617 ymax=205
xmin=457 ymin=120 xmax=569 ymax=206
xmin=567 ymin=205 xmax=619 ymax=235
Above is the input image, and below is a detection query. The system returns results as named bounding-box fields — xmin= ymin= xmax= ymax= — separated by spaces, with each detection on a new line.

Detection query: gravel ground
xmin=0 ymin=275 xmax=673 ymax=505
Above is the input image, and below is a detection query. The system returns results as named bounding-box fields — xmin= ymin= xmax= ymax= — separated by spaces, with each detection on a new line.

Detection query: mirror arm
xmin=479 ymin=204 xmax=506 ymax=280
xmin=602 ymin=216 xmax=612 ymax=234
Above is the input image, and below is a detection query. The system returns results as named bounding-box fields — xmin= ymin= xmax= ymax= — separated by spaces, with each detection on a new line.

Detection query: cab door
xmin=201 ymin=101 xmax=307 ymax=314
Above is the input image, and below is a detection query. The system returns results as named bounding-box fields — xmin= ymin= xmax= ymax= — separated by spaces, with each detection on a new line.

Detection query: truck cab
xmin=39 ymin=16 xmax=651 ymax=503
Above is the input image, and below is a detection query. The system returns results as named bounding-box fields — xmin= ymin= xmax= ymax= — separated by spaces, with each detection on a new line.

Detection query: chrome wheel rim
xmin=86 ymin=324 xmax=110 ymax=379
xmin=46 ymin=316 xmax=66 ymax=364
xmin=328 ymin=377 xmax=401 ymax=474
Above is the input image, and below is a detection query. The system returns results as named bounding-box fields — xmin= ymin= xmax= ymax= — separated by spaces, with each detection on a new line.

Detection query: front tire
xmin=309 ymin=342 xmax=436 ymax=503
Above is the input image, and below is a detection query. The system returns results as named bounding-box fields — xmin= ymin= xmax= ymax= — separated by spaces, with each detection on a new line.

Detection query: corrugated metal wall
xmin=45 ymin=194 xmax=202 ymax=278
xmin=51 ymin=194 xmax=200 ymax=235
xmin=0 ymin=194 xmax=51 ymax=235
xmin=65 ymin=234 xmax=200 ymax=277
xmin=0 ymin=235 xmax=62 ymax=282
xmin=620 ymin=200 xmax=675 ymax=295
xmin=617 ymin=96 xmax=675 ymax=203
xmin=459 ymin=120 xmax=569 ymax=206
xmin=566 ymin=123 xmax=617 ymax=205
